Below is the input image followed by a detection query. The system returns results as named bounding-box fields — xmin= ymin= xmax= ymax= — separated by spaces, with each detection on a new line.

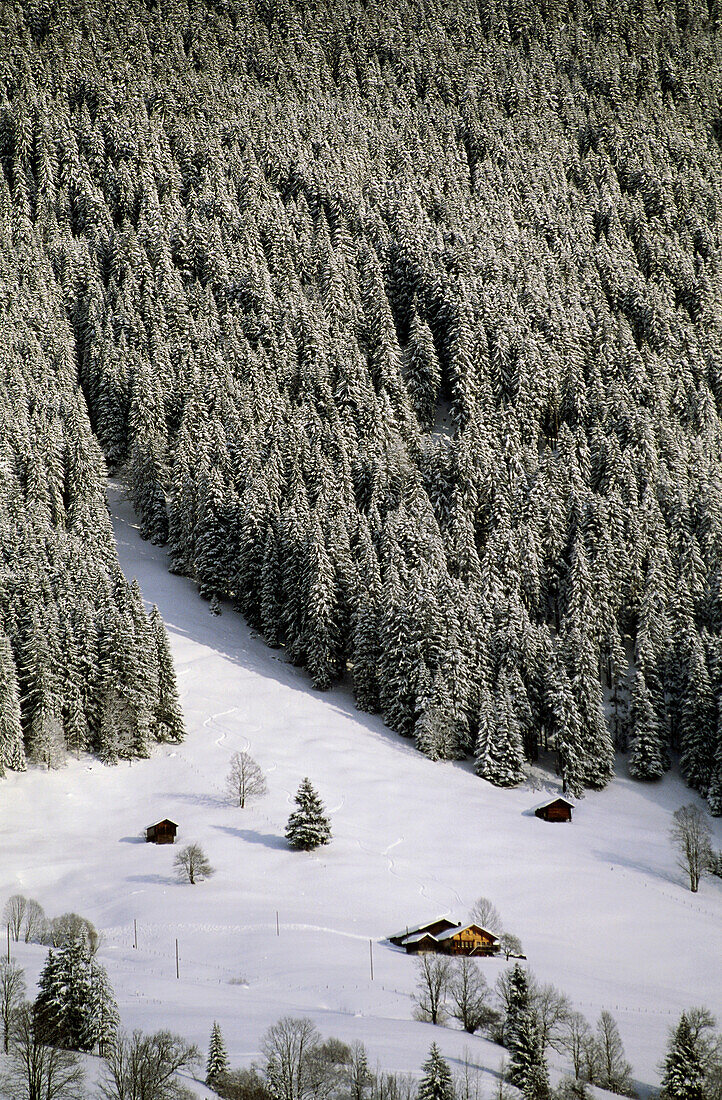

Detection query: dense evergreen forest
xmin=2 ymin=0 xmax=722 ymax=808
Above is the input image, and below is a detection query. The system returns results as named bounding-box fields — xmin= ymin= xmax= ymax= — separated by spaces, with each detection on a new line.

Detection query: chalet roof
xmin=145 ymin=818 xmax=178 ymax=830
xmin=403 ymin=932 xmax=441 ymax=945
xmin=533 ymin=796 xmax=574 ymax=811
xmin=389 ymin=916 xmax=457 ymax=942
xmin=435 ymin=923 xmax=499 ymax=943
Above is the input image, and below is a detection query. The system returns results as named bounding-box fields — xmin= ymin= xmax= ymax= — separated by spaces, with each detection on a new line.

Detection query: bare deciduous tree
xmin=594 ymin=1011 xmax=634 ymax=1096
xmin=670 ymin=804 xmax=712 ymax=893
xmin=559 ymin=1012 xmax=594 ymax=1079
xmin=534 ymin=981 xmax=572 ymax=1055
xmin=45 ymin=912 xmax=100 ymax=954
xmin=98 ymin=1028 xmax=200 ymax=1100
xmin=499 ymin=933 xmax=523 ymax=960
xmin=413 ymin=954 xmax=452 ymax=1025
xmin=306 ymin=1037 xmax=353 ymax=1100
xmin=371 ymin=1072 xmax=416 ymax=1100
xmin=0 ymin=961 xmax=25 ymax=1054
xmin=227 ymin=751 xmax=267 ymax=809
xmin=455 ymin=1050 xmax=485 ymax=1100
xmin=174 ymin=843 xmax=215 ymax=885
xmin=261 ymin=1016 xmax=321 ymax=1100
xmin=3 ymin=895 xmax=27 ymax=942
xmin=470 ymin=896 xmax=503 ymax=935
xmin=22 ymin=898 xmax=46 ymax=944
xmin=1 ymin=1003 xmax=85 ymax=1100
xmin=448 ymin=958 xmax=495 ymax=1034
xmin=347 ymin=1042 xmax=374 ymax=1100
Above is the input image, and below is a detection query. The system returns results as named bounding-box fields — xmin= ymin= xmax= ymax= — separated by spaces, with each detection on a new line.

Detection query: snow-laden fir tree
xmin=285 ymin=778 xmax=332 ymax=851
xmin=417 ymin=1043 xmax=455 ymax=1100
xmin=475 ymin=675 xmax=526 ymax=787
xmin=206 ymin=1020 xmax=230 ymax=1087
xmin=660 ymin=1013 xmax=705 ymax=1100
xmin=508 ymin=1009 xmax=550 ymax=1100
xmin=0 ymin=632 xmax=26 ymax=774
xmin=149 ymin=605 xmax=185 ymax=743
xmin=34 ymin=942 xmax=118 ymax=1052
xmin=628 ymin=670 xmax=666 ymax=780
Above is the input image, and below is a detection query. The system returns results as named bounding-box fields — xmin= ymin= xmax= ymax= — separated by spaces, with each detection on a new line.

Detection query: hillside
xmin=1 ymin=481 xmax=721 ymax=1094
xmin=3 ymin=0 xmax=722 ymax=798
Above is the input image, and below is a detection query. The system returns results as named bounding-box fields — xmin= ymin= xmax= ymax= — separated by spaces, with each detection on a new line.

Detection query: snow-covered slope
xmin=1 ymin=480 xmax=720 ymax=1093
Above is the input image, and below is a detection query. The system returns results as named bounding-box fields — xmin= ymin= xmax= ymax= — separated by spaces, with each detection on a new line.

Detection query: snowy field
xmin=1 ymin=479 xmax=721 ymax=1095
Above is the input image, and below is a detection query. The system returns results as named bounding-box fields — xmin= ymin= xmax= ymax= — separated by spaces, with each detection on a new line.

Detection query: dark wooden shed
xmin=534 ymin=797 xmax=573 ymax=822
xmin=145 ymin=818 xmax=178 ymax=844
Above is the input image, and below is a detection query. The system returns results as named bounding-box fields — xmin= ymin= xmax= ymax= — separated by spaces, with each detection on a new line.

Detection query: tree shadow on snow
xmin=157 ymin=791 xmax=227 ymax=809
xmin=126 ymin=873 xmax=174 ymax=886
xmin=212 ymin=823 xmax=288 ymax=850
xmin=592 ymin=848 xmax=679 ymax=887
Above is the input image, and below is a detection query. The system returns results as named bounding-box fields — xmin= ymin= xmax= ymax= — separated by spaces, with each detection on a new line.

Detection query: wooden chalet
xmin=388 ymin=917 xmax=459 ymax=947
xmin=434 ymin=923 xmax=500 ymax=956
xmin=392 ymin=919 xmax=500 ymax=957
xmin=145 ymin=818 xmax=178 ymax=844
xmin=534 ymin=797 xmax=573 ymax=823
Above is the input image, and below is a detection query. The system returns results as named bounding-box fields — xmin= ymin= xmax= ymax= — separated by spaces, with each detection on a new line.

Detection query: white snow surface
xmin=1 ymin=479 xmax=721 ymax=1095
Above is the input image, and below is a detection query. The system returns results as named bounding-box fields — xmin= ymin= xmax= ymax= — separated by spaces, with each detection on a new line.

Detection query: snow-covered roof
xmin=389 ymin=916 xmax=456 ymax=941
xmin=532 ymin=796 xmax=574 ymax=811
xmin=145 ymin=818 xmax=178 ymax=830
xmin=435 ymin=924 xmax=499 ymax=943
xmin=402 ymin=932 xmax=441 ymax=945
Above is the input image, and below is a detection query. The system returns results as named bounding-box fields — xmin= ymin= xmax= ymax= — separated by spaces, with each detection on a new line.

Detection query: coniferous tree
xmin=417 ymin=1044 xmax=455 ymax=1100
xmin=285 ymin=778 xmax=332 ymax=851
xmin=660 ymin=1013 xmax=705 ymax=1100
xmin=475 ymin=674 xmax=527 ymax=787
xmin=628 ymin=670 xmax=666 ymax=780
xmin=0 ymin=632 xmax=25 ymax=774
xmin=34 ymin=942 xmax=118 ymax=1053
xmin=206 ymin=1021 xmax=230 ymax=1087
xmin=149 ymin=606 xmax=185 ymax=743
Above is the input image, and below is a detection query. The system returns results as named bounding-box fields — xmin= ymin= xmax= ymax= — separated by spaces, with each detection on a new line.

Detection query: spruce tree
xmin=285 ymin=778 xmax=332 ymax=851
xmin=149 ymin=605 xmax=185 ymax=743
xmin=34 ymin=942 xmax=118 ymax=1053
xmin=417 ymin=1043 xmax=455 ymax=1100
xmin=628 ymin=670 xmax=666 ymax=780
xmin=206 ymin=1020 xmax=230 ymax=1087
xmin=660 ymin=1014 xmax=705 ymax=1100
xmin=0 ymin=632 xmax=26 ymax=774
xmin=475 ymin=673 xmax=526 ymax=787
xmin=508 ymin=1010 xmax=550 ymax=1100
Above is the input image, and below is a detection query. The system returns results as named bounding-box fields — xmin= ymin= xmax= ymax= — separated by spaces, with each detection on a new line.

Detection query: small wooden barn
xmin=145 ymin=818 xmax=178 ymax=844
xmin=389 ymin=917 xmax=459 ymax=947
xmin=534 ymin=797 xmax=573 ymax=823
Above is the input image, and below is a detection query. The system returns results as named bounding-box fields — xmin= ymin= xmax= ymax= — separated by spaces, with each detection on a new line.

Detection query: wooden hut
xmin=534 ymin=797 xmax=573 ymax=823
xmin=145 ymin=818 xmax=178 ymax=844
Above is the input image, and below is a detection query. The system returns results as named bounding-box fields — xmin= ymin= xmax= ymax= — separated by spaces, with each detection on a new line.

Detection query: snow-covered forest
xmin=0 ymin=193 xmax=184 ymax=771
xmin=3 ymin=0 xmax=722 ymax=805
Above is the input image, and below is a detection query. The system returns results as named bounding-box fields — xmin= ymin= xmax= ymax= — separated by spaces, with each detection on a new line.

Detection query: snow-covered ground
xmin=1 ymin=480 xmax=721 ymax=1095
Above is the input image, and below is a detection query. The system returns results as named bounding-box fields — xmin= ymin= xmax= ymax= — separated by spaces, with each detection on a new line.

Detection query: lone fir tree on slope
xmin=418 ymin=1043 xmax=455 ymax=1100
xmin=285 ymin=777 xmax=332 ymax=851
xmin=206 ymin=1020 xmax=230 ymax=1087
